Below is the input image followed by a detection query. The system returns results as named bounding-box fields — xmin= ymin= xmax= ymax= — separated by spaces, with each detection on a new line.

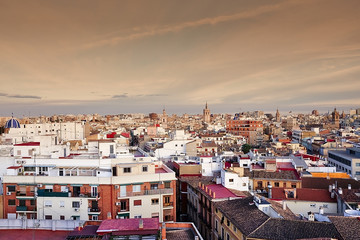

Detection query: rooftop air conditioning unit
xmin=16 ymin=160 xmax=22 ymax=165
xmin=116 ymin=202 xmax=121 ymax=206
xmin=74 ymin=208 xmax=79 ymax=212
xmin=115 ymin=185 xmax=119 ymax=189
xmin=37 ymin=184 xmax=42 ymax=188
xmin=6 ymin=192 xmax=11 ymax=195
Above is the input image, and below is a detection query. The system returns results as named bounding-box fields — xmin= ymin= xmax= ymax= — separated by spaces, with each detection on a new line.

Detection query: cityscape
xmin=1 ymin=0 xmax=360 ymax=240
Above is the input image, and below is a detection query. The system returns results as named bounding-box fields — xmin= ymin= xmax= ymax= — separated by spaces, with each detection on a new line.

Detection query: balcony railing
xmin=88 ymin=208 xmax=100 ymax=213
xmin=16 ymin=206 xmax=27 ymax=211
xmin=37 ymin=190 xmax=70 ymax=197
xmin=37 ymin=190 xmax=100 ymax=198
xmin=163 ymin=202 xmax=173 ymax=207
xmin=16 ymin=191 xmax=35 ymax=197
xmin=118 ymin=188 xmax=173 ymax=198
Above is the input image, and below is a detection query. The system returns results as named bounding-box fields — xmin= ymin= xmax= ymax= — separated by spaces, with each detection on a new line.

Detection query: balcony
xmin=163 ymin=202 xmax=173 ymax=208
xmin=88 ymin=208 xmax=101 ymax=214
xmin=16 ymin=206 xmax=27 ymax=211
xmin=118 ymin=188 xmax=173 ymax=198
xmin=16 ymin=191 xmax=35 ymax=199
xmin=37 ymin=190 xmax=70 ymax=197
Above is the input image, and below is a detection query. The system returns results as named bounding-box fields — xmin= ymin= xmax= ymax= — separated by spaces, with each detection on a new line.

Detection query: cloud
xmin=83 ymin=1 xmax=294 ymax=49
xmin=112 ymin=93 xmax=128 ymax=98
xmin=7 ymin=94 xmax=41 ymax=99
xmin=0 ymin=92 xmax=41 ymax=99
xmin=113 ymin=93 xmax=168 ymax=99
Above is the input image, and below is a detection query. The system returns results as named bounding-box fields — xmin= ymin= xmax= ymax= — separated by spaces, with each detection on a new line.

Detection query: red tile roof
xmin=97 ymin=218 xmax=159 ymax=235
xmin=271 ymin=188 xmax=336 ymax=202
xmin=7 ymin=166 xmax=22 ymax=169
xmin=14 ymin=142 xmax=40 ymax=146
xmin=203 ymin=184 xmax=244 ymax=199
xmin=0 ymin=229 xmax=70 ymax=240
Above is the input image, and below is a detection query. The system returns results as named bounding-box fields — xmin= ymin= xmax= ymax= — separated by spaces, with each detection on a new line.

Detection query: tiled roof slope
xmin=247 ymin=170 xmax=300 ymax=180
xmin=248 ymin=219 xmax=342 ymax=240
xmin=215 ymin=197 xmax=270 ymax=236
xmin=329 ymin=216 xmax=360 ymax=240
xmin=302 ymin=177 xmax=360 ymax=189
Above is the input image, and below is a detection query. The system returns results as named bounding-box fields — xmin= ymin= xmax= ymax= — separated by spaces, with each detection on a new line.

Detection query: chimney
xmin=308 ymin=212 xmax=315 ymax=221
xmin=139 ymin=219 xmax=144 ymax=230
xmin=268 ymin=184 xmax=272 ymax=199
xmin=282 ymin=201 xmax=287 ymax=210
xmin=319 ymin=206 xmax=324 ymax=215
xmin=161 ymin=222 xmax=167 ymax=240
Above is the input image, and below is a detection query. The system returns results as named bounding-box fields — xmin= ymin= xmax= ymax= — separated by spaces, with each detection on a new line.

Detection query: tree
xmin=241 ymin=144 xmax=252 ymax=154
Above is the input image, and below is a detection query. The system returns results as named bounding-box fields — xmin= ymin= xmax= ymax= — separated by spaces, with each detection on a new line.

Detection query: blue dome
xmin=5 ymin=118 xmax=20 ymax=128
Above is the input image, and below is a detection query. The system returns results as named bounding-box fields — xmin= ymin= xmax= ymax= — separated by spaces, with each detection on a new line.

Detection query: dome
xmin=5 ymin=118 xmax=20 ymax=128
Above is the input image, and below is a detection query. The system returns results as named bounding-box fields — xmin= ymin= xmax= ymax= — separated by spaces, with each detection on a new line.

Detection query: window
xmin=45 ymin=185 xmax=53 ymax=192
xmin=164 ymin=182 xmax=171 ymax=188
xmin=134 ymin=200 xmax=142 ymax=206
xmin=8 ymin=199 xmax=15 ymax=206
xmin=7 ymin=186 xmax=16 ymax=192
xmin=164 ymin=196 xmax=170 ymax=204
xmin=44 ymin=200 xmax=52 ymax=207
xmin=132 ymin=185 xmax=141 ymax=192
xmin=72 ymin=201 xmax=80 ymax=208
xmin=151 ymin=184 xmax=158 ymax=190
xmin=134 ymin=215 xmax=142 ymax=218
xmin=30 ymin=200 xmax=35 ymax=206
xmin=60 ymin=215 xmax=65 ymax=220
xmin=60 ymin=201 xmax=65 ymax=208
xmin=227 ymin=219 xmax=230 ymax=226
xmin=233 ymin=226 xmax=237 ymax=232
xmin=151 ymin=213 xmax=159 ymax=218
xmin=215 ymin=219 xmax=218 ymax=232
xmin=291 ymin=184 xmax=297 ymax=188
xmin=123 ymin=167 xmax=131 ymax=173
xmin=92 ymin=215 xmax=98 ymax=220
xmin=151 ymin=198 xmax=159 ymax=205
xmin=61 ymin=186 xmax=68 ymax=192
xmin=310 ymin=203 xmax=316 ymax=207
xmin=45 ymin=215 xmax=52 ymax=220
xmin=229 ymin=179 xmax=234 ymax=183
xmin=242 ymin=183 xmax=247 ymax=187
xmin=227 ymin=233 xmax=230 ymax=240
xmin=275 ymin=182 xmax=280 ymax=187
xmin=323 ymin=204 xmax=328 ymax=208
xmin=120 ymin=201 xmax=127 ymax=211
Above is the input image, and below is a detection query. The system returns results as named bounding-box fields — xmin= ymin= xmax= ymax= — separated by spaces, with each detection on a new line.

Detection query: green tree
xmin=241 ymin=144 xmax=252 ymax=154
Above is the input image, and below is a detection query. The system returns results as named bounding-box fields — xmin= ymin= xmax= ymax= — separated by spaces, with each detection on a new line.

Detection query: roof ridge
xmin=248 ymin=218 xmax=271 ymax=237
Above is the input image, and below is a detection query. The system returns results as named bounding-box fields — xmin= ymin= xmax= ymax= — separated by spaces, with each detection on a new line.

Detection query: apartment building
xmin=328 ymin=147 xmax=360 ymax=178
xmin=226 ymin=119 xmax=263 ymax=145
xmin=2 ymin=150 xmax=177 ymax=222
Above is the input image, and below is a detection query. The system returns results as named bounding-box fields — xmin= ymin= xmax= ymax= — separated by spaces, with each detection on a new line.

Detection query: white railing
xmin=118 ymin=188 xmax=173 ymax=198
xmin=0 ymin=219 xmax=83 ymax=231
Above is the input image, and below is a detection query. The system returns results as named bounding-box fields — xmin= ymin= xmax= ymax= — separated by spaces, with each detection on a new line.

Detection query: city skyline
xmin=1 ymin=0 xmax=360 ymax=116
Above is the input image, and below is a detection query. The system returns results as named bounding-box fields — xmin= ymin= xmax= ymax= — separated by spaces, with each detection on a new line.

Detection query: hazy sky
xmin=1 ymin=0 xmax=360 ymax=116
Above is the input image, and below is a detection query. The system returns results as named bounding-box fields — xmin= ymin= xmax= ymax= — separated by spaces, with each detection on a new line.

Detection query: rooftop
xmin=271 ymin=188 xmax=336 ymax=203
xmin=215 ymin=197 xmax=270 ymax=236
xmin=329 ymin=216 xmax=360 ymax=240
xmin=248 ymin=218 xmax=342 ymax=240
xmin=14 ymin=142 xmax=40 ymax=146
xmin=201 ymin=184 xmax=244 ymax=199
xmin=96 ymin=218 xmax=159 ymax=235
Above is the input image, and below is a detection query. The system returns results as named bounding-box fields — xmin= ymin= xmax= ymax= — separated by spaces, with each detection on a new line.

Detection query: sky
xmin=1 ymin=0 xmax=360 ymax=117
